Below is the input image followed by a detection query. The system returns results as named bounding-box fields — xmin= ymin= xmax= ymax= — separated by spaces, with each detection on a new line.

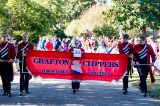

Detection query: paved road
xmin=0 ymin=74 xmax=160 ymax=106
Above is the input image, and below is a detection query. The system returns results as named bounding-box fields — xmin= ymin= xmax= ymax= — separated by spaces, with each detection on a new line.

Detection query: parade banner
xmin=26 ymin=50 xmax=128 ymax=82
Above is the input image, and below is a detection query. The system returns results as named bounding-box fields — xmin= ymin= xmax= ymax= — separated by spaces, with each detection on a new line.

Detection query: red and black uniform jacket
xmin=17 ymin=42 xmax=34 ymax=73
xmin=118 ymin=42 xmax=134 ymax=71
xmin=17 ymin=42 xmax=34 ymax=59
xmin=0 ymin=42 xmax=16 ymax=81
xmin=134 ymin=43 xmax=156 ymax=83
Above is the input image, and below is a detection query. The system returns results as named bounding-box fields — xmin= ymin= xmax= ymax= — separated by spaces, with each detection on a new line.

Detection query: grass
xmin=147 ymin=79 xmax=160 ymax=99
xmin=129 ymin=70 xmax=160 ymax=99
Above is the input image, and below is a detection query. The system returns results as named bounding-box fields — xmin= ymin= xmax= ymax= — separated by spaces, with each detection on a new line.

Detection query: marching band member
xmin=17 ymin=32 xmax=34 ymax=96
xmin=69 ymin=39 xmax=85 ymax=93
xmin=118 ymin=34 xmax=134 ymax=94
xmin=0 ymin=33 xmax=16 ymax=97
xmin=133 ymin=35 xmax=156 ymax=97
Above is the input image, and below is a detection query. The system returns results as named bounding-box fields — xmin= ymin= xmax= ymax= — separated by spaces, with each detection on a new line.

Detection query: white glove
xmin=14 ymin=59 xmax=19 ymax=63
xmin=8 ymin=59 xmax=14 ymax=63
xmin=136 ymin=61 xmax=140 ymax=66
xmin=22 ymin=52 xmax=26 ymax=56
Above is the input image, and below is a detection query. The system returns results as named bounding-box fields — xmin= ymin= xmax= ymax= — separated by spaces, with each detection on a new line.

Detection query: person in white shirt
xmin=96 ymin=41 xmax=109 ymax=53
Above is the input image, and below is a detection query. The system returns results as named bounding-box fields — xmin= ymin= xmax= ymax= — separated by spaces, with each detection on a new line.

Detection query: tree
xmin=49 ymin=0 xmax=95 ymax=31
xmin=104 ymin=0 xmax=160 ymax=35
xmin=0 ymin=0 xmax=55 ymax=42
xmin=0 ymin=0 xmax=95 ymax=42
xmin=93 ymin=23 xmax=118 ymax=37
xmin=65 ymin=3 xmax=107 ymax=36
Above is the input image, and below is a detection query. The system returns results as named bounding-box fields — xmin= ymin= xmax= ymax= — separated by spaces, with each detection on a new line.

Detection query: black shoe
xmin=143 ymin=92 xmax=147 ymax=97
xmin=8 ymin=91 xmax=12 ymax=97
xmin=141 ymin=90 xmax=145 ymax=93
xmin=2 ymin=91 xmax=7 ymax=96
xmin=19 ymin=92 xmax=22 ymax=96
xmin=123 ymin=90 xmax=128 ymax=94
xmin=25 ymin=90 xmax=30 ymax=94
xmin=76 ymin=89 xmax=79 ymax=92
xmin=73 ymin=89 xmax=76 ymax=94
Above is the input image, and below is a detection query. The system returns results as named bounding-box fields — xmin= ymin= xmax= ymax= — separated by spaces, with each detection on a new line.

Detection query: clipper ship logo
xmin=71 ymin=60 xmax=82 ymax=74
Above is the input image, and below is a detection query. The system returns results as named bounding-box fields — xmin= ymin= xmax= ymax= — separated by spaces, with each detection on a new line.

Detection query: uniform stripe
xmin=125 ymin=51 xmax=129 ymax=54
xmin=123 ymin=48 xmax=129 ymax=53
xmin=122 ymin=43 xmax=129 ymax=50
xmin=1 ymin=48 xmax=8 ymax=55
xmin=139 ymin=49 xmax=147 ymax=57
xmin=140 ymin=53 xmax=147 ymax=59
xmin=138 ymin=45 xmax=147 ymax=54
xmin=21 ymin=43 xmax=29 ymax=52
xmin=138 ymin=44 xmax=147 ymax=59
xmin=122 ymin=43 xmax=130 ymax=54
xmin=1 ymin=51 xmax=8 ymax=58
xmin=0 ymin=43 xmax=8 ymax=58
xmin=0 ymin=43 xmax=8 ymax=52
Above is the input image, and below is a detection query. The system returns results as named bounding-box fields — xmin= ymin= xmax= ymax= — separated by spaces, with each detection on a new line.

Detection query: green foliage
xmin=54 ymin=29 xmax=66 ymax=38
xmin=148 ymin=79 xmax=160 ymax=99
xmin=93 ymin=24 xmax=118 ymax=37
xmin=0 ymin=0 xmax=55 ymax=42
xmin=104 ymin=0 xmax=160 ymax=32
xmin=0 ymin=0 xmax=95 ymax=42
xmin=49 ymin=0 xmax=95 ymax=30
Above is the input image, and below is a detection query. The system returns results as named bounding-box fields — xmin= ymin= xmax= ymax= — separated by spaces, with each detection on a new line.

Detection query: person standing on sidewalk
xmin=0 ymin=33 xmax=16 ymax=97
xmin=133 ymin=35 xmax=156 ymax=97
xmin=17 ymin=32 xmax=34 ymax=96
xmin=118 ymin=34 xmax=134 ymax=94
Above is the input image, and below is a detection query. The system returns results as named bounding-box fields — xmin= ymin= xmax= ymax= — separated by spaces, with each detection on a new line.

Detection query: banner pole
xmin=22 ymin=51 xmax=24 ymax=74
xmin=130 ymin=54 xmax=133 ymax=78
xmin=132 ymin=63 xmax=152 ymax=66
xmin=22 ymin=51 xmax=29 ymax=74
xmin=0 ymin=60 xmax=22 ymax=63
